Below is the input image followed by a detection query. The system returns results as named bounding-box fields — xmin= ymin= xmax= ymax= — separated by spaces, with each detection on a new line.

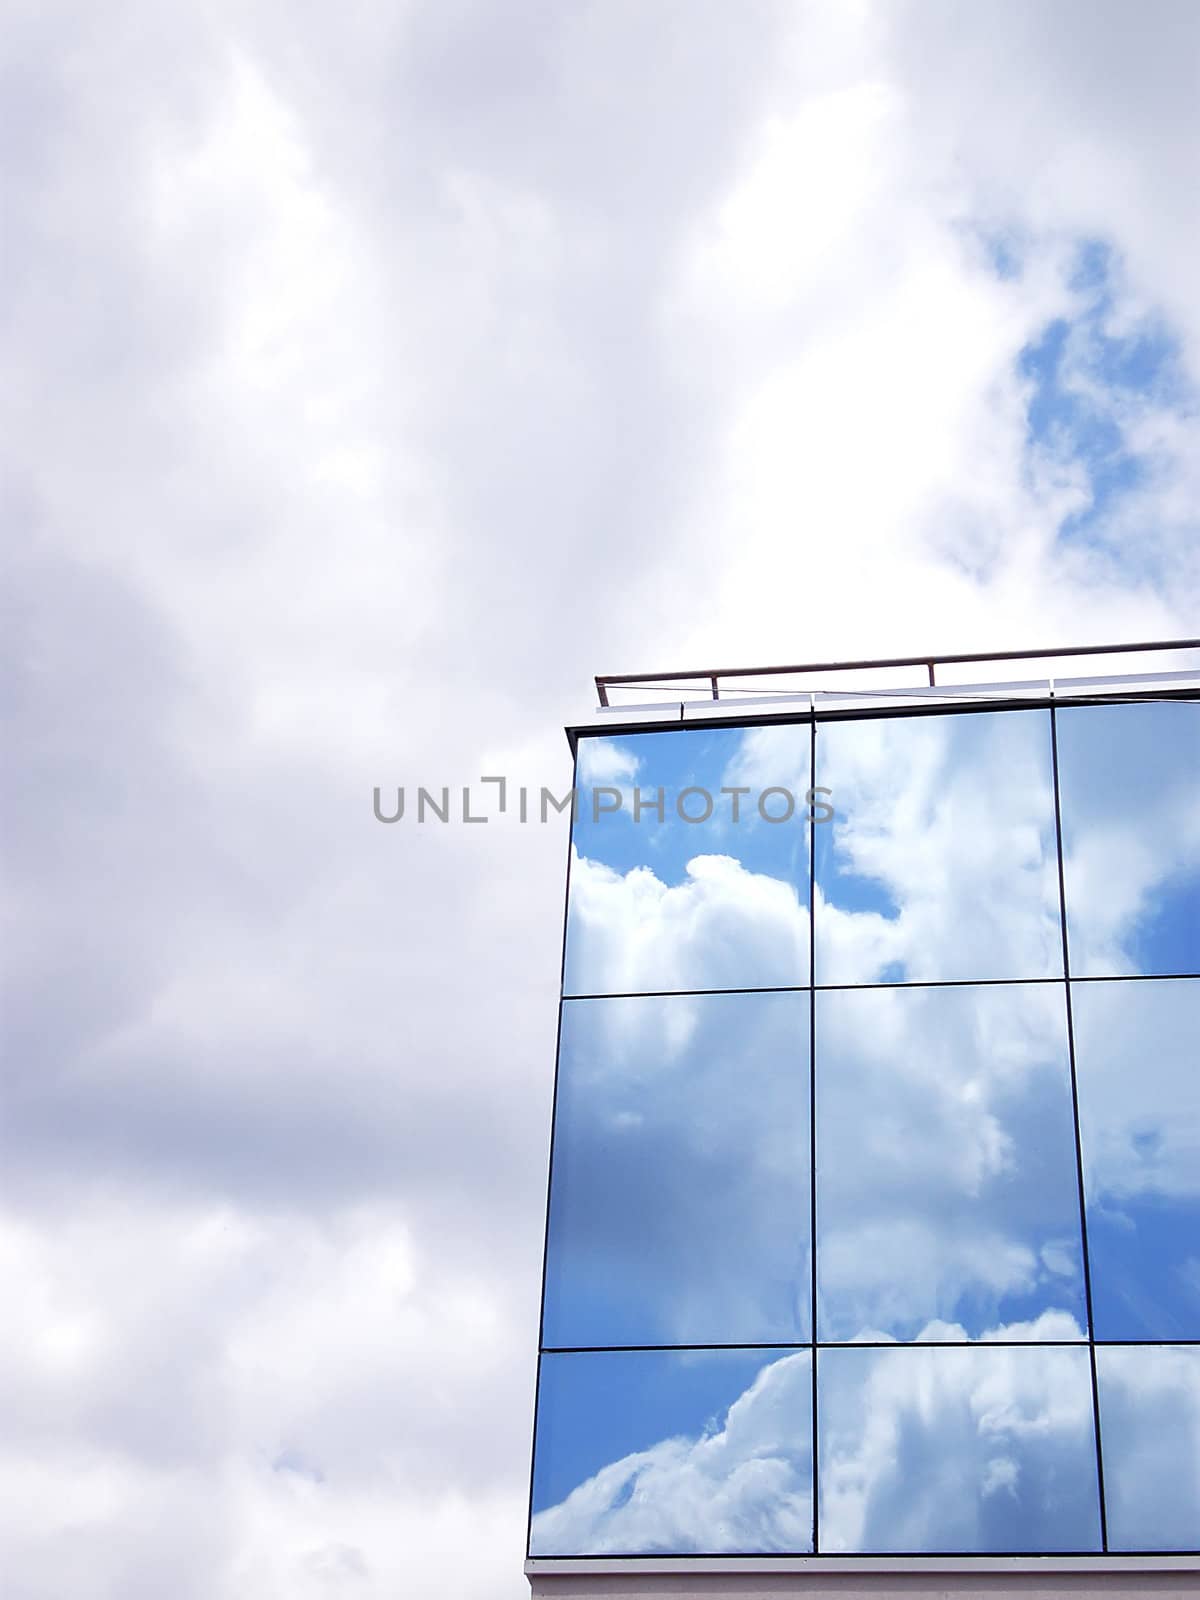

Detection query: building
xmin=526 ymin=643 xmax=1200 ymax=1598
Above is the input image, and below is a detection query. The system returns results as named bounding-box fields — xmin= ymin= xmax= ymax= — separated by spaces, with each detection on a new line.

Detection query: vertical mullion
xmin=526 ymin=745 xmax=581 ymax=1557
xmin=1049 ymin=702 xmax=1109 ymax=1551
xmin=809 ymin=715 xmax=820 ymax=1554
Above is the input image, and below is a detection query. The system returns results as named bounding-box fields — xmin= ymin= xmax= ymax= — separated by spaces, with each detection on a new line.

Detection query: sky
xmin=3 ymin=1 xmax=1200 ymax=1594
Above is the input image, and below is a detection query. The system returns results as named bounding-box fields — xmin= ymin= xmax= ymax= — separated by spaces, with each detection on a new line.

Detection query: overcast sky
xmin=4 ymin=2 xmax=1200 ymax=1596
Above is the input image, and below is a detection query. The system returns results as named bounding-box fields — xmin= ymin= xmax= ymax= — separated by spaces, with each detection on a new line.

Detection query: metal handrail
xmin=594 ymin=638 xmax=1200 ymax=706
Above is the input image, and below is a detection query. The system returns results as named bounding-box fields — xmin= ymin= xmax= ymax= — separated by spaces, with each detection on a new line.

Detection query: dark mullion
xmin=526 ymin=744 xmax=582 ymax=1558
xmin=530 ymin=1544 xmax=1194 ymax=1562
xmin=809 ymin=716 xmax=820 ymax=1555
xmin=540 ymin=1337 xmax=1200 ymax=1354
xmin=817 ymin=970 xmax=1200 ymax=990
xmin=541 ymin=1342 xmax=814 ymax=1355
xmin=561 ymin=969 xmax=1200 ymax=1003
xmin=1049 ymin=702 xmax=1109 ymax=1552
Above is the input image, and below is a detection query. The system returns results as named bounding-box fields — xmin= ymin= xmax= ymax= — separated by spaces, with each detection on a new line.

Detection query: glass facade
xmin=530 ymin=697 xmax=1200 ymax=1559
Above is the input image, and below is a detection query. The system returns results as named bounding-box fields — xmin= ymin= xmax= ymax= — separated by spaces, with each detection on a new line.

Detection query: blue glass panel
xmin=814 ymin=709 xmax=1061 ymax=984
xmin=1057 ymin=701 xmax=1200 ymax=977
xmin=1074 ymin=978 xmax=1200 ymax=1339
xmin=530 ymin=1348 xmax=813 ymax=1555
xmin=815 ymin=984 xmax=1086 ymax=1341
xmin=544 ymin=991 xmax=810 ymax=1346
xmin=818 ymin=1345 xmax=1101 ymax=1553
xmin=1097 ymin=1345 xmax=1200 ymax=1552
xmin=564 ymin=725 xmax=811 ymax=994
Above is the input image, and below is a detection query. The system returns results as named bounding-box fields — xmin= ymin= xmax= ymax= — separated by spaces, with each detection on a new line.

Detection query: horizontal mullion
xmin=561 ymin=971 xmax=1199 ymax=1001
xmin=531 ymin=1546 xmax=1200 ymax=1562
xmin=562 ymin=984 xmax=810 ymax=1001
xmin=542 ymin=1338 xmax=1200 ymax=1354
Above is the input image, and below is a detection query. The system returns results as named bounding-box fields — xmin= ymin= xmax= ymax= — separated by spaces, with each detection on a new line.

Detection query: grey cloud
xmin=4 ymin=2 xmax=1199 ymax=1595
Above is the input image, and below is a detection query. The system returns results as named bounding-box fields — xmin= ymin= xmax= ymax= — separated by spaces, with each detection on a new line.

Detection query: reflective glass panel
xmin=815 ymin=984 xmax=1086 ymax=1341
xmin=1097 ymin=1345 xmax=1200 ymax=1552
xmin=814 ymin=709 xmax=1061 ymax=984
xmin=564 ymin=726 xmax=811 ymax=995
xmin=530 ymin=1348 xmax=813 ymax=1556
xmin=1073 ymin=978 xmax=1200 ymax=1339
xmin=1057 ymin=701 xmax=1200 ymax=977
xmin=543 ymin=991 xmax=810 ymax=1347
xmin=817 ymin=1345 xmax=1101 ymax=1553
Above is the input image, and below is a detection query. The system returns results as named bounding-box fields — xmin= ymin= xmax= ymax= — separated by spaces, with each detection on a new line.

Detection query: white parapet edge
xmin=526 ymin=1553 xmax=1200 ymax=1576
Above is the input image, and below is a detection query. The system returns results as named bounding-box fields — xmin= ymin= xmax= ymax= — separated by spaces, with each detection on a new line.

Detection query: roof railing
xmin=594 ymin=638 xmax=1200 ymax=707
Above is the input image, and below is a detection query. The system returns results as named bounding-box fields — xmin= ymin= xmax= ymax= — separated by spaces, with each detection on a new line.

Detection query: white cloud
xmin=547 ymin=988 xmax=809 ymax=1345
xmin=531 ymin=1352 xmax=813 ymax=1556
xmin=532 ymin=1313 xmax=1098 ymax=1557
xmin=816 ymin=979 xmax=1084 ymax=1338
xmin=821 ymin=1317 xmax=1098 ymax=1553
xmin=0 ymin=1199 xmax=529 ymax=1598
xmin=816 ymin=709 xmax=1064 ymax=983
xmin=574 ymin=739 xmax=641 ymax=787
xmin=4 ymin=0 xmax=1199 ymax=1589
xmin=564 ymin=847 xmax=808 ymax=995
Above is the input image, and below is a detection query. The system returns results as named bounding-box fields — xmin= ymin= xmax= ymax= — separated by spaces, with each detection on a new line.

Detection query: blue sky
xmin=1074 ymin=978 xmax=1200 ymax=1340
xmin=571 ymin=725 xmax=811 ymax=889
xmin=1020 ymin=240 xmax=1191 ymax=548
xmin=532 ymin=1347 xmax=801 ymax=1528
xmin=1056 ymin=700 xmax=1200 ymax=975
xmin=4 ymin=1 xmax=1200 ymax=1594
